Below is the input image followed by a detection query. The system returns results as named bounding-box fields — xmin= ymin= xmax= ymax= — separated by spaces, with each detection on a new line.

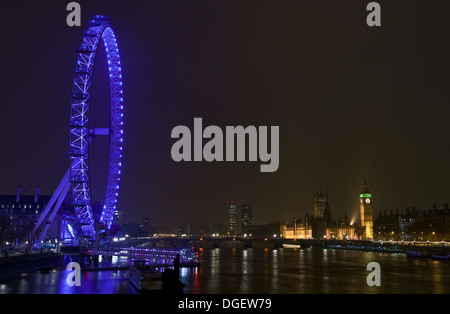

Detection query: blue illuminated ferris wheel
xmin=69 ymin=15 xmax=124 ymax=239
xmin=27 ymin=15 xmax=124 ymax=246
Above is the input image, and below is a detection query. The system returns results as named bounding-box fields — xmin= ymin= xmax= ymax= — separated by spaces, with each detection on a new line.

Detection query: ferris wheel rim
xmin=68 ymin=15 xmax=124 ymax=239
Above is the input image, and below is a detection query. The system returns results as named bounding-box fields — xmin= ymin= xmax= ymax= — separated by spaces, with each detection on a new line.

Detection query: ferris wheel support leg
xmin=29 ymin=169 xmax=70 ymax=245
xmin=38 ymin=180 xmax=71 ymax=243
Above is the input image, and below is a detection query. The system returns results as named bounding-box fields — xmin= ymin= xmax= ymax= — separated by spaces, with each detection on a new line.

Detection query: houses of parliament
xmin=281 ymin=178 xmax=450 ymax=241
xmin=281 ymin=179 xmax=373 ymax=240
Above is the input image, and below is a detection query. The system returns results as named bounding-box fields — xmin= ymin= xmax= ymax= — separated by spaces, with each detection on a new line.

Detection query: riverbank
xmin=0 ymin=253 xmax=62 ymax=281
xmin=322 ymin=240 xmax=450 ymax=259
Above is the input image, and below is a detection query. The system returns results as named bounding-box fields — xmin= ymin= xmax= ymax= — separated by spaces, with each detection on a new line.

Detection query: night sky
xmin=0 ymin=1 xmax=449 ymax=230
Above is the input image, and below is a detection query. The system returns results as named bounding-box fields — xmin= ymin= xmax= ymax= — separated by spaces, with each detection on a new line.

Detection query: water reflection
xmin=271 ymin=249 xmax=278 ymax=293
xmin=184 ymin=247 xmax=450 ymax=294
xmin=240 ymin=249 xmax=248 ymax=292
xmin=1 ymin=248 xmax=450 ymax=294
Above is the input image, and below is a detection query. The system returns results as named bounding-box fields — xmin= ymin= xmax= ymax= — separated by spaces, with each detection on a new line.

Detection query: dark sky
xmin=0 ymin=1 xmax=449 ymax=230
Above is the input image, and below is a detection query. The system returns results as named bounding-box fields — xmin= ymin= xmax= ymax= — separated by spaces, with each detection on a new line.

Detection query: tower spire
xmin=361 ymin=178 xmax=370 ymax=194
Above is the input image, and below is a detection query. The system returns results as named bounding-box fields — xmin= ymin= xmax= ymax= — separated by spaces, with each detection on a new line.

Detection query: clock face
xmin=365 ymin=198 xmax=371 ymax=204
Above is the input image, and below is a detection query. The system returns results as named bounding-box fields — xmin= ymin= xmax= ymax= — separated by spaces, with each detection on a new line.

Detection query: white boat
xmin=129 ymin=260 xmax=163 ymax=291
xmin=282 ymin=241 xmax=301 ymax=249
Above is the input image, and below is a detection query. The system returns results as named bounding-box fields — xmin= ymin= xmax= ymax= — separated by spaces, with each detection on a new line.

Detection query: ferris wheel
xmin=29 ymin=15 xmax=124 ymax=244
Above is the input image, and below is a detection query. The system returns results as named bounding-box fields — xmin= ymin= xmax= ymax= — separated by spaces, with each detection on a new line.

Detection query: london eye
xmin=29 ymin=15 xmax=124 ymax=245
xmin=69 ymin=15 xmax=124 ymax=240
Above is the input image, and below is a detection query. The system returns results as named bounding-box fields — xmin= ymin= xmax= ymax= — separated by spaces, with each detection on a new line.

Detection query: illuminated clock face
xmin=365 ymin=198 xmax=371 ymax=204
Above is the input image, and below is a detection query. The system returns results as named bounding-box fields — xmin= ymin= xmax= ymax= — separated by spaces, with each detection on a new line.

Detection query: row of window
xmin=1 ymin=204 xmax=41 ymax=209
xmin=1 ymin=207 xmax=42 ymax=214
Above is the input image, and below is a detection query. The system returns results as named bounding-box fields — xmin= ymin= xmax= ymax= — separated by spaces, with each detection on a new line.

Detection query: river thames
xmin=1 ymin=247 xmax=449 ymax=294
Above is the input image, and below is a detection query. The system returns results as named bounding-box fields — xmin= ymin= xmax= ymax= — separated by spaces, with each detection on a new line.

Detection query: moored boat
xmin=129 ymin=260 xmax=163 ymax=292
xmin=282 ymin=240 xmax=301 ymax=249
xmin=431 ymin=252 xmax=450 ymax=260
xmin=406 ymin=250 xmax=431 ymax=258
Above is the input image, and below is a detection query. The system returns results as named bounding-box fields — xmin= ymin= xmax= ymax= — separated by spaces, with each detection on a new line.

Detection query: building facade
xmin=0 ymin=187 xmax=77 ymax=247
xmin=373 ymin=204 xmax=450 ymax=241
xmin=227 ymin=205 xmax=236 ymax=236
xmin=313 ymin=191 xmax=327 ymax=219
xmin=241 ymin=204 xmax=252 ymax=227
xmin=311 ymin=190 xmax=333 ymax=238
xmin=325 ymin=223 xmax=357 ymax=240
xmin=281 ymin=218 xmax=312 ymax=239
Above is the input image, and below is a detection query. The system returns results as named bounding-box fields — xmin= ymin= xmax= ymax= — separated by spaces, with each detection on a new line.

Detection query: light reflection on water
xmin=182 ymin=247 xmax=450 ymax=294
xmin=1 ymin=247 xmax=450 ymax=294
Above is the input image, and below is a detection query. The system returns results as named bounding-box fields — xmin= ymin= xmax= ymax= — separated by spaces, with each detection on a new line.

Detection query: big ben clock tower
xmin=359 ymin=179 xmax=373 ymax=239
